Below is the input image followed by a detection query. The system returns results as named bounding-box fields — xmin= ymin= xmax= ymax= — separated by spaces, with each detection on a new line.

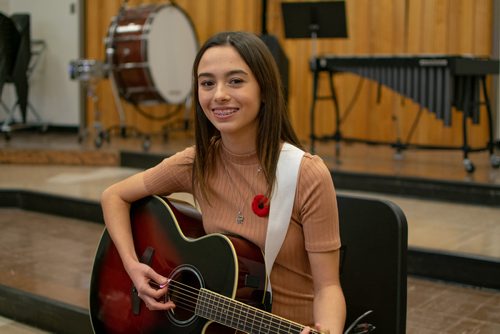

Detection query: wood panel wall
xmin=85 ymin=0 xmax=495 ymax=147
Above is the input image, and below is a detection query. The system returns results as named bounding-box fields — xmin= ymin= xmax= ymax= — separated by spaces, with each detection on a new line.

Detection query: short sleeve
xmin=296 ymin=154 xmax=341 ymax=252
xmin=142 ymin=146 xmax=195 ymax=195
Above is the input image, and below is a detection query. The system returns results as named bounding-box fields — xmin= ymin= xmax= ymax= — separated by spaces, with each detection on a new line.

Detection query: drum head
xmin=148 ymin=5 xmax=198 ymax=104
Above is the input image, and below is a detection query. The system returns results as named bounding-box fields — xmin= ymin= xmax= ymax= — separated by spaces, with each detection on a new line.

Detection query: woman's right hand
xmin=126 ymin=260 xmax=176 ymax=311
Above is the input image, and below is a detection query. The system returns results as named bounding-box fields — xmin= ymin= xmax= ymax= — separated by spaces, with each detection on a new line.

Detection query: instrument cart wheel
xmin=393 ymin=151 xmax=404 ymax=161
xmin=39 ymin=124 xmax=48 ymax=133
xmin=463 ymin=158 xmax=475 ymax=173
xmin=490 ymin=155 xmax=500 ymax=169
xmin=94 ymin=135 xmax=103 ymax=148
xmin=142 ymin=136 xmax=151 ymax=152
xmin=94 ymin=129 xmax=110 ymax=149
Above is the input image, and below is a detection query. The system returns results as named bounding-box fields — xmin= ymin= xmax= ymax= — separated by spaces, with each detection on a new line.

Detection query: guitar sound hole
xmin=166 ymin=264 xmax=204 ymax=327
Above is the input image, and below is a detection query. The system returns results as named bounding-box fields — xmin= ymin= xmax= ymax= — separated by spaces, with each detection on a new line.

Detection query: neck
xmin=220 ymin=135 xmax=256 ymax=155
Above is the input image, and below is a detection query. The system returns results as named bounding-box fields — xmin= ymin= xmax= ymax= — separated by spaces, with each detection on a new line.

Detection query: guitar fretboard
xmin=195 ymin=288 xmax=315 ymax=334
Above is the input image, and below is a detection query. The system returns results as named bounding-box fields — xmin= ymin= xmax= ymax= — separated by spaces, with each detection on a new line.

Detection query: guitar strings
xmin=166 ymin=279 xmax=315 ymax=334
xmin=158 ymin=279 xmax=321 ymax=334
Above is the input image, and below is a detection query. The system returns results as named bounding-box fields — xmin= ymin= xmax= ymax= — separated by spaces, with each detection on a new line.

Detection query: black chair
xmin=337 ymin=194 xmax=408 ymax=334
xmin=0 ymin=12 xmax=21 ymax=112
xmin=0 ymin=12 xmax=30 ymax=121
xmin=0 ymin=12 xmax=46 ymax=138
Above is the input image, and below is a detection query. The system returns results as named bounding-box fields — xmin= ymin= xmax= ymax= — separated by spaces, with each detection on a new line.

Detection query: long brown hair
xmin=192 ymin=31 xmax=302 ymax=201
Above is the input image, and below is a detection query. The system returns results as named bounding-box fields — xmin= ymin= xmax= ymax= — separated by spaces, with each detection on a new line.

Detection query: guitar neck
xmin=196 ymin=288 xmax=322 ymax=334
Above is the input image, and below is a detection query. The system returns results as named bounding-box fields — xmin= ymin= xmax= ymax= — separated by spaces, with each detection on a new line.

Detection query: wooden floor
xmin=1 ymin=128 xmax=500 ymax=333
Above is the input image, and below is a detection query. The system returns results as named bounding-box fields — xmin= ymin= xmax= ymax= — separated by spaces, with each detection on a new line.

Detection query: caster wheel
xmin=102 ymin=131 xmax=110 ymax=143
xmin=94 ymin=136 xmax=103 ymax=148
xmin=463 ymin=159 xmax=475 ymax=173
xmin=490 ymin=155 xmax=500 ymax=169
xmin=142 ymin=137 xmax=151 ymax=151
xmin=393 ymin=151 xmax=404 ymax=161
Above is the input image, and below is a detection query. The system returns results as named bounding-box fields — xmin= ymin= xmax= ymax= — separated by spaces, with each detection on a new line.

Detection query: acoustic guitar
xmin=89 ymin=195 xmax=324 ymax=333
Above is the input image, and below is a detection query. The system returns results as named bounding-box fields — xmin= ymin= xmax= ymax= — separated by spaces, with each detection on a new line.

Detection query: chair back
xmin=0 ymin=12 xmax=21 ymax=92
xmin=9 ymin=14 xmax=31 ymax=78
xmin=337 ymin=194 xmax=408 ymax=334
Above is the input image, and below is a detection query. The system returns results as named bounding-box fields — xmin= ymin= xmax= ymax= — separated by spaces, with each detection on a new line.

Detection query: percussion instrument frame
xmin=309 ymin=55 xmax=500 ymax=173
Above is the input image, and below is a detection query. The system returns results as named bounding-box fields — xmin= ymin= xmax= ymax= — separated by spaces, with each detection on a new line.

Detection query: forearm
xmin=314 ymin=285 xmax=346 ymax=334
xmin=101 ymin=186 xmax=139 ymax=271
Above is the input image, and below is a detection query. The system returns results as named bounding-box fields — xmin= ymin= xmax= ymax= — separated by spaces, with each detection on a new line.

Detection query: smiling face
xmin=196 ymin=45 xmax=262 ymax=149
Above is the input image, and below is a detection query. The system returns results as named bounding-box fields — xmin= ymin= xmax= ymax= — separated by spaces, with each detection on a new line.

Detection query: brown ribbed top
xmin=143 ymin=144 xmax=340 ymax=326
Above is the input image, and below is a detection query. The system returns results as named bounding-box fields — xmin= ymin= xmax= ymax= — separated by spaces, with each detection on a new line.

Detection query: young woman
xmin=101 ymin=31 xmax=346 ymax=333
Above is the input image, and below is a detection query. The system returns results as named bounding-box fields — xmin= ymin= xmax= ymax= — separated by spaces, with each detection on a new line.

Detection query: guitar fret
xmin=277 ymin=318 xmax=291 ymax=334
xmin=246 ymin=306 xmax=256 ymax=334
xmin=242 ymin=303 xmax=252 ymax=332
xmin=221 ymin=296 xmax=229 ymax=323
xmin=228 ymin=295 xmax=236 ymax=328
xmin=194 ymin=289 xmax=207 ymax=318
xmin=236 ymin=299 xmax=244 ymax=328
xmin=263 ymin=312 xmax=272 ymax=333
xmin=196 ymin=289 xmax=214 ymax=320
xmin=213 ymin=290 xmax=226 ymax=323
xmin=206 ymin=291 xmax=216 ymax=319
xmin=216 ymin=292 xmax=224 ymax=321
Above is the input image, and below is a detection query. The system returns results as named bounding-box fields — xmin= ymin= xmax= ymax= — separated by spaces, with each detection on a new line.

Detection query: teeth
xmin=213 ymin=109 xmax=237 ymax=117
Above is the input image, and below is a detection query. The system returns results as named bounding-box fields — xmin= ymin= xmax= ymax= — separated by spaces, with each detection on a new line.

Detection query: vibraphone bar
xmin=309 ymin=55 xmax=500 ymax=172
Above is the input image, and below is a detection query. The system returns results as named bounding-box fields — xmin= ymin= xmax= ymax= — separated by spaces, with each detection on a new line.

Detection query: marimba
xmin=309 ymin=55 xmax=500 ymax=172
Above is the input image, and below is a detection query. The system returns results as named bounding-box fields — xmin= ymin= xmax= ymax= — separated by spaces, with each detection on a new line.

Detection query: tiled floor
xmin=1 ymin=130 xmax=500 ymax=333
xmin=406 ymin=279 xmax=500 ymax=333
xmin=2 ymin=163 xmax=499 ymax=260
xmin=0 ymin=315 xmax=50 ymax=334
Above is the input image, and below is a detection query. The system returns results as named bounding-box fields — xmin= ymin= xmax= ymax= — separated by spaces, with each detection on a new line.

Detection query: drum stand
xmin=104 ymin=62 xmax=190 ymax=152
xmin=78 ymin=79 xmax=108 ymax=148
xmin=106 ymin=74 xmax=152 ymax=151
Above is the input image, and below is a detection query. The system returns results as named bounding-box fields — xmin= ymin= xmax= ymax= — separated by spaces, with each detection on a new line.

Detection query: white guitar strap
xmin=264 ymin=143 xmax=305 ymax=298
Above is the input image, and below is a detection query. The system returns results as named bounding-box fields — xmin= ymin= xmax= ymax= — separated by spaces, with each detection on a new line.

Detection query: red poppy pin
xmin=252 ymin=194 xmax=270 ymax=217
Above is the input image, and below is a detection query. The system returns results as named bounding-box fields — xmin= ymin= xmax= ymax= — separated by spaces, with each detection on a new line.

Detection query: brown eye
xmin=199 ymin=80 xmax=214 ymax=88
xmin=229 ymin=78 xmax=244 ymax=86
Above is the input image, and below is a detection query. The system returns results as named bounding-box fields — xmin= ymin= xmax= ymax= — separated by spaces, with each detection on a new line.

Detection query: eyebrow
xmin=198 ymin=69 xmax=249 ymax=79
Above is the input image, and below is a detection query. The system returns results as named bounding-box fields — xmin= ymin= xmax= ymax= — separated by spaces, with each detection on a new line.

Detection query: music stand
xmin=282 ymin=1 xmax=348 ymax=68
xmin=281 ymin=1 xmax=348 ymax=39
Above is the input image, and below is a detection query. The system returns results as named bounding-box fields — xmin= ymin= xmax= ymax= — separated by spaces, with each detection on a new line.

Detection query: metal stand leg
xmin=327 ymin=71 xmax=342 ymax=158
xmin=1 ymin=99 xmax=47 ymax=140
xmin=461 ymin=77 xmax=474 ymax=173
xmin=107 ymin=73 xmax=150 ymax=151
xmin=83 ymin=81 xmax=108 ymax=148
xmin=309 ymin=68 xmax=342 ymax=162
xmin=481 ymin=76 xmax=500 ymax=169
xmin=310 ymin=70 xmax=319 ymax=154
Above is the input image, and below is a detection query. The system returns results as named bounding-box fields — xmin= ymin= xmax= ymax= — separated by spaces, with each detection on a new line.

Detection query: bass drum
xmin=106 ymin=4 xmax=198 ymax=105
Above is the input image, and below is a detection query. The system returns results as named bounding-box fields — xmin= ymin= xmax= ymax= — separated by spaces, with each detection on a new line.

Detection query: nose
xmin=214 ymin=84 xmax=230 ymax=103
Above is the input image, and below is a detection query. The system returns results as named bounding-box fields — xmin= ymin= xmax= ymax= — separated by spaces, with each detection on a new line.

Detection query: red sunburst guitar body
xmin=90 ymin=195 xmax=323 ymax=334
